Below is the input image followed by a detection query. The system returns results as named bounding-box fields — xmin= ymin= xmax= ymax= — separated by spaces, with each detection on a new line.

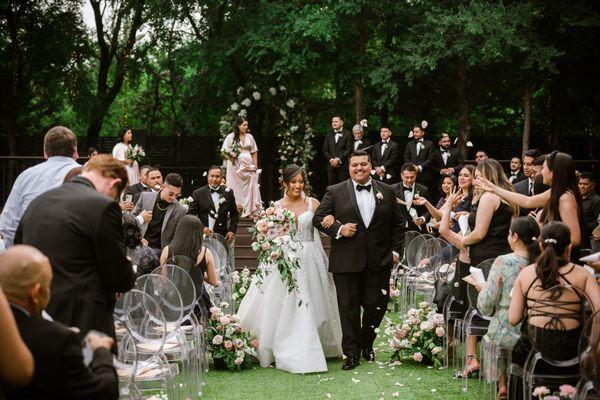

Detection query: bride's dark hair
xmin=280 ymin=164 xmax=311 ymax=196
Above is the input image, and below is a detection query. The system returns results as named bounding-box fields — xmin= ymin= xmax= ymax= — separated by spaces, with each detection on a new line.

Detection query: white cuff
xmin=335 ymin=226 xmax=343 ymax=239
xmin=135 ymin=215 xmax=144 ymax=226
xmin=381 ymin=166 xmax=386 ymax=172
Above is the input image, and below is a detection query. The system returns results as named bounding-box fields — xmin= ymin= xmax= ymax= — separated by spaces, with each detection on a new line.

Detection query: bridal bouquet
xmin=232 ymin=267 xmax=253 ymax=311
xmin=249 ymin=203 xmax=303 ymax=301
xmin=127 ymin=144 xmax=145 ymax=163
xmin=221 ymin=140 xmax=240 ymax=160
xmin=385 ymin=301 xmax=445 ymax=368
xmin=206 ymin=303 xmax=258 ymax=370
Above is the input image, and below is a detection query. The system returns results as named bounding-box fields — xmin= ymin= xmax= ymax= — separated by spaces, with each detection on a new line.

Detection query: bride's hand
xmin=321 ymin=215 xmax=335 ymax=228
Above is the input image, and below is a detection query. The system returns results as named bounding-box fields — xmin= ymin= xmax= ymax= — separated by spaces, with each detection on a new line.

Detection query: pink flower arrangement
xmin=232 ymin=268 xmax=253 ymax=310
xmin=412 ymin=352 xmax=423 ymax=362
xmin=532 ymin=385 xmax=577 ymax=399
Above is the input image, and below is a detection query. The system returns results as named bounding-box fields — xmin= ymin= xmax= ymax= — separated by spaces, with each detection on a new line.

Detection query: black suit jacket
xmin=124 ymin=182 xmax=151 ymax=204
xmin=14 ymin=176 xmax=135 ymax=340
xmin=352 ymin=138 xmax=372 ymax=152
xmin=507 ymin=170 xmax=526 ymax=184
xmin=432 ymin=147 xmax=463 ymax=176
xmin=514 ymin=178 xmax=533 ymax=216
xmin=322 ymin=130 xmax=353 ymax=171
xmin=371 ymin=140 xmax=401 ymax=182
xmin=313 ymin=180 xmax=405 ymax=273
xmin=391 ymin=182 xmax=430 ymax=231
xmin=5 ymin=306 xmax=118 ymax=400
xmin=188 ymin=185 xmax=239 ymax=237
xmin=404 ymin=139 xmax=435 ymax=182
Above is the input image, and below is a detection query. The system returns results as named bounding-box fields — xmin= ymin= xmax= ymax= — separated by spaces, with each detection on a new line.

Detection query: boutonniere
xmin=225 ymin=187 xmax=231 ymax=192
xmin=210 ymin=209 xmax=219 ymax=218
xmin=375 ymin=189 xmax=384 ymax=204
xmin=219 ymin=196 xmax=226 ymax=204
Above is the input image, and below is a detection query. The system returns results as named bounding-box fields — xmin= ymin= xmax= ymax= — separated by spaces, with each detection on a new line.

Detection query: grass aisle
xmin=202 ymin=315 xmax=480 ymax=400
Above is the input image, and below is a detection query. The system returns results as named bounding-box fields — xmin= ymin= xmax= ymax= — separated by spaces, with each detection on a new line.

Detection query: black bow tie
xmin=416 ymin=139 xmax=424 ymax=143
xmin=334 ymin=130 xmax=342 ymax=134
xmin=403 ymin=186 xmax=413 ymax=192
xmin=210 ymin=188 xmax=220 ymax=194
xmin=441 ymin=148 xmax=449 ymax=153
xmin=382 ymin=140 xmax=389 ymax=145
xmin=356 ymin=184 xmax=372 ymax=192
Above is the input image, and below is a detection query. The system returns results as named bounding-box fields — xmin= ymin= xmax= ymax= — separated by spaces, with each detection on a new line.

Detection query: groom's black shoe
xmin=342 ymin=357 xmax=360 ymax=370
xmin=362 ymin=348 xmax=375 ymax=362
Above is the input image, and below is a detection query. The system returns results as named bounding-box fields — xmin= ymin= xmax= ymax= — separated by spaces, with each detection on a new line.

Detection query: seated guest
xmin=391 ymin=163 xmax=429 ymax=232
xmin=124 ymin=164 xmax=152 ymax=204
xmin=507 ymin=156 xmax=526 ymax=184
xmin=371 ymin=127 xmax=400 ymax=184
xmin=133 ymin=173 xmax=186 ymax=254
xmin=14 ymin=155 xmax=134 ymax=342
xmin=0 ymin=245 xmax=118 ymax=400
xmin=188 ymin=166 xmax=238 ymax=243
xmin=435 ymin=174 xmax=457 ymax=209
xmin=509 ymin=222 xmax=600 ymax=394
xmin=160 ymin=215 xmax=218 ymax=318
xmin=475 ymin=150 xmax=488 ymax=164
xmin=514 ymin=149 xmax=542 ymax=216
xmin=0 ymin=126 xmax=79 ymax=248
xmin=0 ymin=286 xmax=34 ymax=390
xmin=351 ymin=123 xmax=371 ymax=152
xmin=145 ymin=167 xmax=163 ymax=192
xmin=122 ymin=213 xmax=159 ymax=277
xmin=474 ymin=217 xmax=541 ymax=399
xmin=579 ymin=172 xmax=600 ymax=249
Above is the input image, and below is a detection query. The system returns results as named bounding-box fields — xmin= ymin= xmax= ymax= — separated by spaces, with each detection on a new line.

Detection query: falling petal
xmin=381 ymin=289 xmax=387 ymax=295
xmin=466 ymin=141 xmax=473 ymax=147
xmin=421 ymin=120 xmax=428 ymax=129
xmin=431 ymin=389 xmax=437 ymax=393
xmin=392 ymin=392 xmax=400 ymax=398
xmin=325 ymin=394 xmax=332 ymax=399
xmin=408 ymin=130 xmax=414 ymax=138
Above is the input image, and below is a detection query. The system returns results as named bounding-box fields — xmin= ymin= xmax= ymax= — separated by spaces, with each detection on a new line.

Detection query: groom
xmin=313 ymin=150 xmax=405 ymax=370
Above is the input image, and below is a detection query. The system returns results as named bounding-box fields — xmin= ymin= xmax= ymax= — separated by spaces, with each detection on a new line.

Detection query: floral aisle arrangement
xmin=178 ymin=196 xmax=193 ymax=209
xmin=126 ymin=144 xmax=145 ymax=163
xmin=249 ymin=203 xmax=304 ymax=304
xmin=532 ymin=385 xmax=577 ymax=399
xmin=232 ymin=267 xmax=253 ymax=311
xmin=205 ymin=303 xmax=258 ymax=370
xmin=385 ymin=302 xmax=446 ymax=368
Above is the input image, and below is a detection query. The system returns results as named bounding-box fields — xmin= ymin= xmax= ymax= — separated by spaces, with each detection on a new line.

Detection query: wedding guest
xmin=88 ymin=147 xmax=98 ymax=158
xmin=432 ymin=133 xmax=463 ymax=177
xmin=14 ymin=154 xmax=134 ymax=341
xmin=507 ymin=156 xmax=526 ymax=184
xmin=0 ymin=245 xmax=118 ymax=400
xmin=188 ymin=166 xmax=238 ymax=243
xmin=112 ymin=126 xmax=139 ymax=186
xmin=351 ymin=123 xmax=371 ymax=152
xmin=371 ymin=127 xmax=400 ymax=184
xmin=579 ymin=172 xmax=600 ymax=249
xmin=322 ymin=115 xmax=353 ymax=186
xmin=474 ymin=217 xmax=541 ymax=399
xmin=436 ymin=175 xmax=457 ymax=209
xmin=132 ymin=173 xmax=186 ymax=253
xmin=0 ymin=286 xmax=33 ymax=389
xmin=124 ymin=164 xmax=152 ymax=204
xmin=391 ymin=163 xmax=429 ymax=232
xmin=122 ymin=213 xmax=159 ymax=277
xmin=221 ymin=116 xmax=262 ymax=217
xmin=404 ymin=124 xmax=435 ymax=198
xmin=145 ymin=167 xmax=163 ymax=191
xmin=475 ymin=150 xmax=488 ymax=164
xmin=514 ymin=149 xmax=542 ymax=216
xmin=159 ymin=215 xmax=218 ymax=318
xmin=476 ymin=150 xmax=584 ymax=261
xmin=0 ymin=126 xmax=79 ymax=248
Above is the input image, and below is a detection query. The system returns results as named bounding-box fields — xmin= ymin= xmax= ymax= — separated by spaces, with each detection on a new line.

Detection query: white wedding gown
xmin=238 ymin=198 xmax=343 ymax=373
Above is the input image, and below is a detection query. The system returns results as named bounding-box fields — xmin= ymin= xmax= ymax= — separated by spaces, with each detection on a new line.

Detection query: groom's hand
xmin=340 ymin=223 xmax=357 ymax=237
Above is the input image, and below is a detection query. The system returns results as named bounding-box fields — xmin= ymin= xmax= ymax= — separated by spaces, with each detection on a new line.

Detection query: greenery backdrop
xmin=1 ymin=0 xmax=599 ymax=158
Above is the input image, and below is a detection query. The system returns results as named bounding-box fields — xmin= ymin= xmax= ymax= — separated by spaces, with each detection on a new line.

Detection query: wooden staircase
xmin=234 ymin=218 xmax=331 ymax=270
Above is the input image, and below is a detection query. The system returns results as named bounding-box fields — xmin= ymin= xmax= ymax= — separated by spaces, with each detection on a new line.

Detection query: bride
xmin=238 ymin=164 xmax=343 ymax=373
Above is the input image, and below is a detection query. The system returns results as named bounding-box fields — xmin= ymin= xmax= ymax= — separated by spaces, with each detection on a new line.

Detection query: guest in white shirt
xmin=351 ymin=123 xmax=371 ymax=152
xmin=0 ymin=126 xmax=79 ymax=248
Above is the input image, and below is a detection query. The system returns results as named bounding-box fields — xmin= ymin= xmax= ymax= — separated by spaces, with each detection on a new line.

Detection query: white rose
xmin=241 ymin=98 xmax=251 ymax=107
xmin=269 ymin=87 xmax=277 ymax=95
xmin=187 ymin=196 xmax=193 ymax=202
xmin=239 ymin=287 xmax=247 ymax=294
xmin=230 ymin=102 xmax=239 ymax=111
xmin=279 ymin=85 xmax=286 ymax=91
xmin=236 ymin=86 xmax=244 ymax=95
xmin=286 ymin=99 xmax=295 ymax=108
xmin=279 ymin=109 xmax=287 ymax=118
xmin=252 ymin=91 xmax=261 ymax=100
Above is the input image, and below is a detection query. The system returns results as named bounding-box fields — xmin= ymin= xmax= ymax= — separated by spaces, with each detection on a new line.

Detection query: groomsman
xmin=124 ymin=164 xmax=152 ymax=203
xmin=371 ymin=127 xmax=400 ymax=184
xmin=322 ymin=115 xmax=353 ymax=186
xmin=188 ymin=166 xmax=239 ymax=243
xmin=507 ymin=157 xmax=526 ymax=184
xmin=431 ymin=133 xmax=463 ymax=204
xmin=392 ymin=163 xmax=429 ymax=232
xmin=514 ymin=149 xmax=541 ymax=216
xmin=352 ymin=123 xmax=372 ymax=152
xmin=404 ymin=124 xmax=435 ymax=199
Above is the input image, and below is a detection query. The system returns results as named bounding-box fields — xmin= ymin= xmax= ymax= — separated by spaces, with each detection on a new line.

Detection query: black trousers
xmin=333 ymin=267 xmax=391 ymax=358
xmin=327 ymin=166 xmax=349 ymax=186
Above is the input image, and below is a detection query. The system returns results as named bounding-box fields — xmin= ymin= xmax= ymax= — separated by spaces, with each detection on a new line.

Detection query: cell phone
xmin=125 ymin=194 xmax=133 ymax=203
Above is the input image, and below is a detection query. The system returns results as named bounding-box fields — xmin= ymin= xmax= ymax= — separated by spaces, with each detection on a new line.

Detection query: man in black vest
xmin=371 ymin=127 xmax=400 ymax=184
xmin=188 ymin=165 xmax=239 ymax=243
xmin=322 ymin=115 xmax=353 ymax=186
xmin=404 ymin=125 xmax=435 ymax=199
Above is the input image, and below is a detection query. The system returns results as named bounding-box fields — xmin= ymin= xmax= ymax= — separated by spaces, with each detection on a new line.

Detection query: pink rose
xmin=435 ymin=326 xmax=445 ymax=337
xmin=412 ymin=352 xmax=423 ymax=362
xmin=216 ymin=324 xmax=223 ymax=331
xmin=251 ymin=339 xmax=259 ymax=349
xmin=209 ymin=306 xmax=219 ymax=315
xmin=532 ymin=387 xmax=550 ymax=397
xmin=265 ymin=207 xmax=275 ymax=216
xmin=220 ymin=315 xmax=231 ymax=325
xmin=224 ymin=340 xmax=233 ymax=350
xmin=211 ymin=335 xmax=223 ymax=345
xmin=261 ymin=242 xmax=271 ymax=251
xmin=559 ymin=384 xmax=577 ymax=398
xmin=230 ymin=314 xmax=239 ymax=323
xmin=235 ymin=338 xmax=245 ymax=349
xmin=234 ymin=356 xmax=244 ymax=365
xmin=269 ymin=251 xmax=279 ymax=261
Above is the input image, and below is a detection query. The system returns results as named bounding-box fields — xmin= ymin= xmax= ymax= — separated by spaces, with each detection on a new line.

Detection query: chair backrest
xmin=467 ymin=258 xmax=495 ymax=309
xmin=580 ymin=309 xmax=600 ymax=389
xmin=419 ymin=237 xmax=446 ymax=272
xmin=403 ymin=231 xmax=421 ymax=260
xmin=405 ymin=234 xmax=428 ymax=269
xmin=122 ymin=289 xmax=167 ymax=354
xmin=151 ymin=264 xmax=197 ymax=315
xmin=204 ymin=236 xmax=229 ymax=274
xmin=134 ymin=274 xmax=184 ymax=329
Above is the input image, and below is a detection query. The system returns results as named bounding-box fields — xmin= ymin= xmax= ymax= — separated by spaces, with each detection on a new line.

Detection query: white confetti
xmin=392 ymin=392 xmax=400 ymax=398
xmin=395 ymin=382 xmax=404 ymax=387
xmin=381 ymin=289 xmax=387 ymax=295
xmin=431 ymin=389 xmax=437 ymax=393
xmin=351 ymin=378 xmax=360 ymax=384
xmin=325 ymin=394 xmax=331 ymax=399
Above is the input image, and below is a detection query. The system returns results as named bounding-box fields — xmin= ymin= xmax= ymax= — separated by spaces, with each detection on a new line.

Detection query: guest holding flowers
xmin=112 ymin=126 xmax=140 ymax=186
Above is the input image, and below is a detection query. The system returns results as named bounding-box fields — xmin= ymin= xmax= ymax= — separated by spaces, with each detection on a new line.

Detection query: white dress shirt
xmin=416 ymin=139 xmax=424 ymax=156
xmin=353 ymin=179 xmax=376 ymax=227
xmin=0 ymin=156 xmax=79 ymax=247
xmin=381 ymin=140 xmax=388 ymax=156
xmin=354 ymin=140 xmax=362 ymax=151
xmin=208 ymin=187 xmax=221 ymax=230
xmin=334 ymin=130 xmax=343 ymax=143
xmin=440 ymin=147 xmax=449 ymax=165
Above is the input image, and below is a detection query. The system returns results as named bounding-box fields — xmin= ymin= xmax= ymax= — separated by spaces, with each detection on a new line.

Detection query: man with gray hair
xmin=0 ymin=126 xmax=80 ymax=248
xmin=0 ymin=245 xmax=118 ymax=399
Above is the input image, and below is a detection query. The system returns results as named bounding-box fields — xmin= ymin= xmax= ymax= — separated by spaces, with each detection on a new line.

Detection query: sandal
xmin=459 ymin=355 xmax=480 ymax=378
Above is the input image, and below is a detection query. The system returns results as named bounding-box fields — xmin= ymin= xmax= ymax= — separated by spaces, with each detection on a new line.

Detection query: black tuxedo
xmin=391 ymin=182 xmax=429 ymax=232
xmin=313 ymin=179 xmax=405 ymax=358
xmin=14 ymin=176 xmax=135 ymax=341
xmin=5 ymin=306 xmax=118 ymax=400
xmin=507 ymin=170 xmax=526 ymax=184
xmin=404 ymin=139 xmax=436 ymax=190
xmin=432 ymin=147 xmax=463 ymax=177
xmin=322 ymin=129 xmax=353 ymax=185
xmin=371 ymin=140 xmax=401 ymax=184
xmin=352 ymin=137 xmax=372 ymax=152
xmin=188 ymin=185 xmax=239 ymax=238
xmin=514 ymin=178 xmax=534 ymax=216
xmin=123 ymin=182 xmax=151 ymax=204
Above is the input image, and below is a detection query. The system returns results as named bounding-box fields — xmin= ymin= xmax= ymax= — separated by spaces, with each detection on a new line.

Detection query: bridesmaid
xmin=112 ymin=127 xmax=139 ymax=186
xmin=221 ymin=116 xmax=262 ymax=217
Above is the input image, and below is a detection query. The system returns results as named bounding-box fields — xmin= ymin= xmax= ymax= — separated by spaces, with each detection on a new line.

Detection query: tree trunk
xmin=353 ymin=9 xmax=366 ymax=122
xmin=522 ymin=83 xmax=532 ymax=153
xmin=456 ymin=61 xmax=470 ymax=159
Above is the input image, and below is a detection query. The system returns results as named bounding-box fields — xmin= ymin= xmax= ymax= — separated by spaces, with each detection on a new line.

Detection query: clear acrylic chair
xmin=521 ymin=284 xmax=594 ymax=400
xmin=203 ymin=239 xmax=234 ymax=314
xmin=478 ymin=322 xmax=514 ymax=400
xmin=407 ymin=236 xmax=446 ymax=305
xmin=391 ymin=231 xmax=421 ymax=313
xmin=576 ymin=309 xmax=600 ymax=399
xmin=400 ymin=234 xmax=433 ymax=312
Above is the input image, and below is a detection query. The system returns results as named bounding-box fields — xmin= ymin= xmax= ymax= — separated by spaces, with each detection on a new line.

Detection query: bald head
xmin=0 ymin=246 xmax=52 ymax=309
